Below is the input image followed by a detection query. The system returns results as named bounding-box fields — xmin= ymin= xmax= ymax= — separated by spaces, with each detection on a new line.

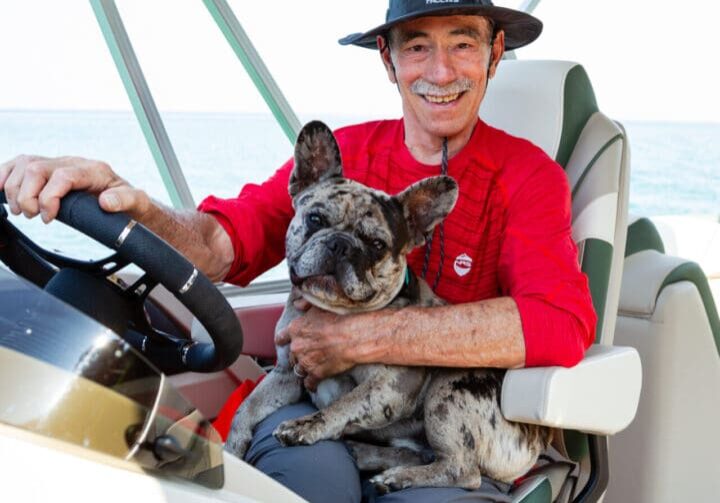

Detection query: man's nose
xmin=426 ymin=48 xmax=457 ymax=87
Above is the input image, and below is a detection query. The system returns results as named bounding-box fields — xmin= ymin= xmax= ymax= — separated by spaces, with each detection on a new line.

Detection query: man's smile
xmin=409 ymin=78 xmax=474 ymax=110
xmin=421 ymin=91 xmax=466 ymax=105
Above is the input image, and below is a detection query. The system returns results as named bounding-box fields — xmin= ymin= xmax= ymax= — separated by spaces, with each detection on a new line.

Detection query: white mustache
xmin=410 ymin=78 xmax=475 ymax=96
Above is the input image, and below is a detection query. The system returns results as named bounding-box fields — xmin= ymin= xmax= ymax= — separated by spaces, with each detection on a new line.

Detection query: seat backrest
xmin=624 ymin=216 xmax=666 ymax=256
xmin=480 ymin=60 xmax=630 ymax=345
xmin=479 ymin=60 xmax=634 ymax=502
xmin=608 ymin=220 xmax=720 ymax=502
xmin=623 ymin=215 xmax=720 ymax=352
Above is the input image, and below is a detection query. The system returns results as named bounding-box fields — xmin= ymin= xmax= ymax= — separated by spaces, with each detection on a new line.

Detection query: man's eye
xmin=407 ymin=44 xmax=426 ymax=53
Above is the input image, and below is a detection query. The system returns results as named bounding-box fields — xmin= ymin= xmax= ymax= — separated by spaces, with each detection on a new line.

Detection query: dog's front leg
xmin=346 ymin=440 xmax=432 ymax=472
xmin=225 ymin=367 xmax=303 ymax=459
xmin=225 ymin=298 xmax=306 ymax=458
xmin=273 ymin=365 xmax=426 ymax=447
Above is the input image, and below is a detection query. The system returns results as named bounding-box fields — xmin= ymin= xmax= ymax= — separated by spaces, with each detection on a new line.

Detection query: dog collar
xmin=394 ymin=267 xmax=420 ymax=304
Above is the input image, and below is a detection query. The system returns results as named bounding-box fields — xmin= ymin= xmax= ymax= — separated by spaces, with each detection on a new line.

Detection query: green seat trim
xmin=515 ymin=477 xmax=552 ymax=503
xmin=581 ymin=239 xmax=613 ymax=343
xmin=660 ymin=262 xmax=720 ymax=356
xmin=557 ymin=65 xmax=599 ymax=168
xmin=566 ymin=239 xmax=614 ymax=472
xmin=570 ymin=134 xmax=624 ymax=200
xmin=625 ymin=217 xmax=665 ymax=257
xmin=549 ymin=64 xmax=611 ymax=500
xmin=563 ymin=429 xmax=590 ymax=463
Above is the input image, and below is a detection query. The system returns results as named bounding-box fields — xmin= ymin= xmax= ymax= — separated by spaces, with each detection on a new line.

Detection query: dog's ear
xmin=289 ymin=121 xmax=343 ymax=198
xmin=397 ymin=176 xmax=458 ymax=249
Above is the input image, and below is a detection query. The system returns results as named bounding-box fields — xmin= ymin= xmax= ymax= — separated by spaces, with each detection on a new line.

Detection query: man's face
xmin=382 ymin=15 xmax=504 ymax=140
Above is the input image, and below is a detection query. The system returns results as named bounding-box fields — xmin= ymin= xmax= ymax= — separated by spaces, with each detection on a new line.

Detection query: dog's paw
xmin=344 ymin=440 xmax=364 ymax=461
xmin=370 ymin=467 xmax=416 ymax=494
xmin=273 ymin=412 xmax=329 ymax=446
xmin=224 ymin=430 xmax=252 ymax=459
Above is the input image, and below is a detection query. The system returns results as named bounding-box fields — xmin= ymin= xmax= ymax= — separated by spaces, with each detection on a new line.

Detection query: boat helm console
xmin=0 ymin=265 xmax=225 ymax=488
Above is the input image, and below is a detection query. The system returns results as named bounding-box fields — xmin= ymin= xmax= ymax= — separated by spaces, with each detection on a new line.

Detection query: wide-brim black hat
xmin=339 ymin=0 xmax=542 ymax=51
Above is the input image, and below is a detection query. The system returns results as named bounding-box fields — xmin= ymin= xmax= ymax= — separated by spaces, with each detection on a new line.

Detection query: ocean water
xmin=1 ymin=110 xmax=718 ymax=278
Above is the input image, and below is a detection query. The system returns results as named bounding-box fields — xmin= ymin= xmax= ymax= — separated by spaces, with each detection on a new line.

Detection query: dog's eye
xmin=371 ymin=239 xmax=387 ymax=252
xmin=306 ymin=213 xmax=325 ymax=227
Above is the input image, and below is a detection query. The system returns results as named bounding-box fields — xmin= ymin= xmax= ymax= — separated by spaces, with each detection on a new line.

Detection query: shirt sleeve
xmin=197 ymin=158 xmax=294 ymax=286
xmin=498 ymin=157 xmax=597 ymax=367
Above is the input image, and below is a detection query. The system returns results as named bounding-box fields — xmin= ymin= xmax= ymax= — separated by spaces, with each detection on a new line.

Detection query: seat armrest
xmin=501 ymin=345 xmax=641 ymax=435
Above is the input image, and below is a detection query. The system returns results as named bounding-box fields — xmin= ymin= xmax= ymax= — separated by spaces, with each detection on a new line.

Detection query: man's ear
xmin=488 ymin=30 xmax=505 ymax=79
xmin=378 ymin=35 xmax=397 ymax=84
xmin=397 ymin=176 xmax=459 ymax=249
xmin=289 ymin=121 xmax=343 ymax=198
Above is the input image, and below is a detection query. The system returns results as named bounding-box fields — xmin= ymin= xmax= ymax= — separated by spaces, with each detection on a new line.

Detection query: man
xmin=0 ymin=1 xmax=596 ymax=501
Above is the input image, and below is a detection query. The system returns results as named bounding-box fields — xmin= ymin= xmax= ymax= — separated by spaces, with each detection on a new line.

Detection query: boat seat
xmin=649 ymin=214 xmax=720 ymax=303
xmin=607 ymin=217 xmax=720 ymax=502
xmin=480 ymin=60 xmax=640 ymax=502
xmin=624 ymin=216 xmax=665 ymax=256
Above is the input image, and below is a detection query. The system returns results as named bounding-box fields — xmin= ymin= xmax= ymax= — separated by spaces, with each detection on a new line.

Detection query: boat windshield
xmin=0 ymin=268 xmax=224 ymax=488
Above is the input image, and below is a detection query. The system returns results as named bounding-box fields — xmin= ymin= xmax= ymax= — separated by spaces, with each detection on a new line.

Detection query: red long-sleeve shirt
xmin=198 ymin=119 xmax=596 ymax=367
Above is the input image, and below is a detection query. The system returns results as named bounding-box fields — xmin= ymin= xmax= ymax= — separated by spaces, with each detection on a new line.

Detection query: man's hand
xmin=1 ymin=154 xmax=235 ymax=282
xmin=0 ymin=155 xmax=149 ymax=223
xmin=276 ymin=299 xmax=358 ymax=391
xmin=275 ymin=296 xmax=527 ymax=389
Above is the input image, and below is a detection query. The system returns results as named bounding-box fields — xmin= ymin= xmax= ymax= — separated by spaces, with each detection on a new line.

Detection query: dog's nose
xmin=327 ymin=235 xmax=352 ymax=258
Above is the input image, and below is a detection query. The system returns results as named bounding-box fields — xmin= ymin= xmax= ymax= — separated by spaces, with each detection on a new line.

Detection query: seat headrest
xmin=479 ymin=60 xmax=599 ymax=168
xmin=625 ymin=216 xmax=665 ymax=257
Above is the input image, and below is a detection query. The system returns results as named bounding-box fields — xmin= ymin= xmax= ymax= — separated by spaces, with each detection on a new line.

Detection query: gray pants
xmin=245 ymin=402 xmax=512 ymax=503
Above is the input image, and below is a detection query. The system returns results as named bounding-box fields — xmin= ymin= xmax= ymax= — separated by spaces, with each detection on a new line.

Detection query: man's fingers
xmin=0 ymin=158 xmax=15 ymax=189
xmin=35 ymin=158 xmax=127 ymax=223
xmin=1 ymin=159 xmax=28 ymax=215
xmin=98 ymin=186 xmax=149 ymax=217
xmin=275 ymin=327 xmax=291 ymax=346
xmin=293 ymin=297 xmax=312 ymax=311
xmin=37 ymin=165 xmax=87 ymax=223
xmin=276 ymin=315 xmax=307 ymax=347
xmin=16 ymin=160 xmax=54 ymax=219
xmin=304 ymin=375 xmax=320 ymax=392
xmin=1 ymin=155 xmax=47 ymax=192
xmin=2 ymin=156 xmax=122 ymax=223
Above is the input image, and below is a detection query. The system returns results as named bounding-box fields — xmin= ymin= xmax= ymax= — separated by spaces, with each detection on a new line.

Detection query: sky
xmin=0 ymin=0 xmax=718 ymax=123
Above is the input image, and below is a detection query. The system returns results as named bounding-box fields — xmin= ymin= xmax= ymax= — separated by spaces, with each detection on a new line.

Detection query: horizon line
xmin=0 ymin=108 xmax=718 ymax=126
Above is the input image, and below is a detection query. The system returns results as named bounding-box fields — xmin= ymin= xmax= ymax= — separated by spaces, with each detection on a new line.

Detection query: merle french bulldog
xmin=225 ymin=121 xmax=550 ymax=492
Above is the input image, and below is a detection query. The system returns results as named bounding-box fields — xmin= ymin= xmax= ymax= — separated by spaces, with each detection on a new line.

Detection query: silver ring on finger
xmin=293 ymin=363 xmax=307 ymax=378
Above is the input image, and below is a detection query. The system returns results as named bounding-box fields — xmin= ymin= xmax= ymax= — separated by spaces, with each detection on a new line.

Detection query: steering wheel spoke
xmin=96 ymin=253 xmax=131 ymax=276
xmin=124 ymin=327 xmax=199 ymax=375
xmin=124 ymin=273 xmax=158 ymax=301
xmin=51 ymin=251 xmax=131 ymax=277
xmin=0 ymin=219 xmax=57 ymax=287
xmin=1 ymin=215 xmax=130 ymax=275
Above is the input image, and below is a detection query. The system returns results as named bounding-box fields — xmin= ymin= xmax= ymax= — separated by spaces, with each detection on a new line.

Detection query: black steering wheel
xmin=0 ymin=190 xmax=243 ymax=373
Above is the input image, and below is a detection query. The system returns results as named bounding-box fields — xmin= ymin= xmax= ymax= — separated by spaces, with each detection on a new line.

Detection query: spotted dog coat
xmin=225 ymin=121 xmax=551 ymax=492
